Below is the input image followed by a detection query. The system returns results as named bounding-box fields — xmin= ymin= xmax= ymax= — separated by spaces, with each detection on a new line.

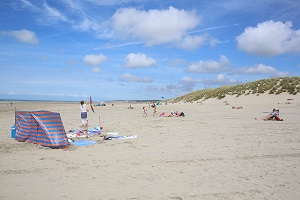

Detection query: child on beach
xmin=80 ymin=100 xmax=89 ymax=129
xmin=143 ymin=107 xmax=147 ymax=117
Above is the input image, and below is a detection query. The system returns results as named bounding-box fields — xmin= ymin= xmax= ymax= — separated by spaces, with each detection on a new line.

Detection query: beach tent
xmin=15 ymin=110 xmax=69 ymax=148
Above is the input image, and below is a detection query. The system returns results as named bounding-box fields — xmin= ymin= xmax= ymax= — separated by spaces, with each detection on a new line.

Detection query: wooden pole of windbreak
xmin=15 ymin=106 xmax=16 ymax=123
xmin=86 ymin=118 xmax=89 ymax=138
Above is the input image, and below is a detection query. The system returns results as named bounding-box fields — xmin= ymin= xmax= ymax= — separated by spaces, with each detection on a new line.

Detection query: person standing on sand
xmin=152 ymin=103 xmax=157 ymax=117
xmin=143 ymin=107 xmax=147 ymax=117
xmin=80 ymin=100 xmax=89 ymax=129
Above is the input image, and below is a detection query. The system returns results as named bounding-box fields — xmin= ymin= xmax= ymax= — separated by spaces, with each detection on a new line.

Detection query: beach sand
xmin=0 ymin=93 xmax=300 ymax=200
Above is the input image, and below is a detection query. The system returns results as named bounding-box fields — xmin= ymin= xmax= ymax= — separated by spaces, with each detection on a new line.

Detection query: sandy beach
xmin=1 ymin=93 xmax=300 ymax=200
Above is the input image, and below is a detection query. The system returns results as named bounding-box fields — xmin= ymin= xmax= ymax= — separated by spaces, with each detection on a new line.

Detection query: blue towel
xmin=72 ymin=140 xmax=96 ymax=146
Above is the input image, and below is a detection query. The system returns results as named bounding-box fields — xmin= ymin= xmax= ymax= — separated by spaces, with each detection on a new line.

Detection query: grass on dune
xmin=173 ymin=76 xmax=300 ymax=102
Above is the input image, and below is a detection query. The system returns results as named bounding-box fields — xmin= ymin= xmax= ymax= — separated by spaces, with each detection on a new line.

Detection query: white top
xmin=80 ymin=104 xmax=87 ymax=112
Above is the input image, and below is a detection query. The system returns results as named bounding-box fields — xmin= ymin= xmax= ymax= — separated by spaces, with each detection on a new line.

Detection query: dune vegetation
xmin=173 ymin=76 xmax=300 ymax=102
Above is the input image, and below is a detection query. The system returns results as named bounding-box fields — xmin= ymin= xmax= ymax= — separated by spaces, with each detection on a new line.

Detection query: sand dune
xmin=0 ymin=93 xmax=299 ymax=199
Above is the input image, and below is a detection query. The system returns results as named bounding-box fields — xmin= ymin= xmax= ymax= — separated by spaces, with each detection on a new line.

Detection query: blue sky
xmin=1 ymin=0 xmax=300 ymax=101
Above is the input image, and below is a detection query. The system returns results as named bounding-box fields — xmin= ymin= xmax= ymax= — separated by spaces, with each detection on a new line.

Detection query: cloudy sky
xmin=1 ymin=0 xmax=300 ymax=101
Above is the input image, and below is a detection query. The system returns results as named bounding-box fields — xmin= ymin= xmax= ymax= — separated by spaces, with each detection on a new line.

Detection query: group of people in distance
xmin=143 ymin=103 xmax=157 ymax=117
xmin=79 ymin=100 xmax=283 ymax=131
xmin=224 ymin=100 xmax=282 ymax=121
xmin=142 ymin=102 xmax=185 ymax=117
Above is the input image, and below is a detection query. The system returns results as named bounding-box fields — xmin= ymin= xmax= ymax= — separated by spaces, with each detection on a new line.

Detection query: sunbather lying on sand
xmin=232 ymin=106 xmax=243 ymax=109
xmin=160 ymin=111 xmax=185 ymax=117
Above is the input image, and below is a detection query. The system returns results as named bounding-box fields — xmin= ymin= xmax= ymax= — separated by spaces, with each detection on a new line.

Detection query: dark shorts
xmin=81 ymin=112 xmax=87 ymax=119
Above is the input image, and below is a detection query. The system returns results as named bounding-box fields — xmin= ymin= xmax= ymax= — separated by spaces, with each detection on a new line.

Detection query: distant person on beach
xmin=263 ymin=108 xmax=280 ymax=120
xmin=80 ymin=100 xmax=89 ymax=129
xmin=128 ymin=105 xmax=134 ymax=109
xmin=232 ymin=106 xmax=243 ymax=109
xmin=152 ymin=103 xmax=157 ymax=117
xmin=143 ymin=107 xmax=147 ymax=117
xmin=257 ymin=108 xmax=282 ymax=121
xmin=160 ymin=111 xmax=185 ymax=117
xmin=224 ymin=101 xmax=230 ymax=105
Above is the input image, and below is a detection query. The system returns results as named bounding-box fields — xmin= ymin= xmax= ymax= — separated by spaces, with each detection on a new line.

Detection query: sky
xmin=1 ymin=0 xmax=300 ymax=102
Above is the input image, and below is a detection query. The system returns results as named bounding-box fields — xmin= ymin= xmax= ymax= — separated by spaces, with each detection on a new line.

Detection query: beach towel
xmin=72 ymin=140 xmax=96 ymax=146
xmin=104 ymin=135 xmax=138 ymax=140
xmin=67 ymin=127 xmax=101 ymax=138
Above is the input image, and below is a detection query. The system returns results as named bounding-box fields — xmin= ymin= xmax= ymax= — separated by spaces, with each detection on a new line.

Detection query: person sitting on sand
xmin=261 ymin=108 xmax=281 ymax=121
xmin=128 ymin=105 xmax=134 ymax=109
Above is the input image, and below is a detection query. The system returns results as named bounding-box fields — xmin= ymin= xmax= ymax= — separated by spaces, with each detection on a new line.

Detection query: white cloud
xmin=88 ymin=0 xmax=133 ymax=6
xmin=43 ymin=1 xmax=69 ymax=23
xmin=66 ymin=59 xmax=79 ymax=65
xmin=170 ymin=59 xmax=187 ymax=67
xmin=73 ymin=18 xmax=102 ymax=33
xmin=180 ymin=77 xmax=202 ymax=85
xmin=73 ymin=18 xmax=94 ymax=32
xmin=7 ymin=91 xmax=81 ymax=97
xmin=236 ymin=20 xmax=300 ymax=56
xmin=231 ymin=64 xmax=290 ymax=77
xmin=18 ymin=0 xmax=70 ymax=25
xmin=94 ymin=42 xmax=143 ymax=50
xmin=4 ymin=29 xmax=39 ymax=45
xmin=146 ymin=84 xmax=194 ymax=96
xmin=92 ymin=66 xmax=101 ymax=73
xmin=83 ymin=53 xmax=107 ymax=66
xmin=186 ymin=55 xmax=231 ymax=73
xmin=124 ymin=53 xmax=157 ymax=68
xmin=177 ymin=35 xmax=207 ymax=50
xmin=111 ymin=6 xmax=200 ymax=46
xmin=20 ymin=0 xmax=39 ymax=11
xmin=120 ymin=73 xmax=153 ymax=82
xmin=202 ymin=74 xmax=238 ymax=87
